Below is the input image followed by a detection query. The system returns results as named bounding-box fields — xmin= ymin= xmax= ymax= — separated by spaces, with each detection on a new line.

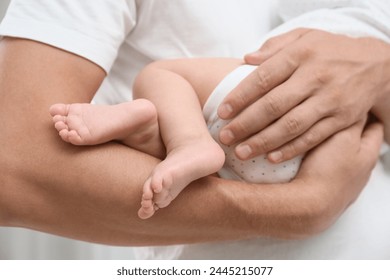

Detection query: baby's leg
xmin=49 ymin=99 xmax=164 ymax=159
xmin=135 ymin=63 xmax=227 ymax=219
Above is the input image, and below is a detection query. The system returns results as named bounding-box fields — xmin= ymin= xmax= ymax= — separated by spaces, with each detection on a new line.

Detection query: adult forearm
xmin=0 ymin=38 xmax=307 ymax=245
xmin=0 ymin=123 xmax=351 ymax=245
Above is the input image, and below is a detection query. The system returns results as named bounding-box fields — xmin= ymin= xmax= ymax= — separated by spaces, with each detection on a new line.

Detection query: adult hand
xmin=289 ymin=119 xmax=383 ymax=235
xmin=217 ymin=28 xmax=389 ymax=162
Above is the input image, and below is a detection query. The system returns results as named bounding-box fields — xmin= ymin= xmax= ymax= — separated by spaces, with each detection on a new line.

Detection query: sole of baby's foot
xmin=50 ymin=103 xmax=90 ymax=145
xmin=49 ymin=99 xmax=160 ymax=147
xmin=145 ymin=138 xmax=225 ymax=213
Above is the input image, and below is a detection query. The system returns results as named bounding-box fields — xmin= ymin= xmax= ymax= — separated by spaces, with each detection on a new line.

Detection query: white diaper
xmin=203 ymin=65 xmax=303 ymax=183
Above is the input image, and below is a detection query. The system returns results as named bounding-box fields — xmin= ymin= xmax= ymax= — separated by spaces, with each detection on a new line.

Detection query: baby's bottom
xmin=209 ymin=118 xmax=302 ymax=183
xmin=203 ymin=65 xmax=302 ymax=183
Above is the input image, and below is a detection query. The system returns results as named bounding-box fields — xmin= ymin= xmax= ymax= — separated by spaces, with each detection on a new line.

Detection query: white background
xmin=0 ymin=0 xmax=9 ymax=19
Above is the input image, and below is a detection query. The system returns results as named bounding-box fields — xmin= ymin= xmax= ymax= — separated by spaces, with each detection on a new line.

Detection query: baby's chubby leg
xmin=134 ymin=61 xmax=230 ymax=219
xmin=49 ymin=99 xmax=164 ymax=158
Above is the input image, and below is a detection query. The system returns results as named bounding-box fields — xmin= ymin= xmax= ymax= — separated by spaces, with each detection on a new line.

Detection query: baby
xmin=49 ymin=58 xmax=302 ymax=219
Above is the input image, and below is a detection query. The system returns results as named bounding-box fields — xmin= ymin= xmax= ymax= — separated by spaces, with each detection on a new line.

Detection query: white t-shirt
xmin=1 ymin=0 xmax=390 ymax=259
xmin=0 ymin=0 xmax=279 ymax=104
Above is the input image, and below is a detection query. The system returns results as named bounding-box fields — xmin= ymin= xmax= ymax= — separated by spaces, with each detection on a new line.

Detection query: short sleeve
xmin=0 ymin=0 xmax=136 ymax=72
xmin=261 ymin=0 xmax=390 ymax=44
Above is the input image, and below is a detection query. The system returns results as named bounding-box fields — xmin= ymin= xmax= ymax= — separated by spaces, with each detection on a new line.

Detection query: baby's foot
xmin=138 ymin=178 xmax=159 ymax=219
xmin=50 ymin=100 xmax=164 ymax=157
xmin=138 ymin=138 xmax=225 ymax=219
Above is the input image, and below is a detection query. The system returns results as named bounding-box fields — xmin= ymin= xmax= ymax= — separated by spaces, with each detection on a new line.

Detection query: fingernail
xmin=236 ymin=144 xmax=252 ymax=159
xmin=219 ymin=129 xmax=235 ymax=144
xmin=268 ymin=151 xmax=283 ymax=163
xmin=218 ymin=103 xmax=233 ymax=119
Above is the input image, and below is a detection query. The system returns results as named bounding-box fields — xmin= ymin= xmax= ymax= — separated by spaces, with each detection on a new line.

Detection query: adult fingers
xmin=269 ymin=113 xmax=379 ymax=163
xmin=309 ymin=116 xmax=382 ymax=164
xmin=232 ymin=97 xmax=329 ymax=160
xmin=218 ymin=76 xmax=309 ymax=146
xmin=218 ymin=48 xmax=300 ymax=120
xmin=267 ymin=117 xmax=347 ymax=162
xmin=340 ymin=120 xmax=383 ymax=209
xmin=295 ymin=118 xmax=382 ymax=209
xmin=244 ymin=28 xmax=312 ymax=65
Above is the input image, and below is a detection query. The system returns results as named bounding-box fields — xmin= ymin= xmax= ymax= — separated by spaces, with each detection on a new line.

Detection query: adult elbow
xmin=0 ymin=142 xmax=40 ymax=227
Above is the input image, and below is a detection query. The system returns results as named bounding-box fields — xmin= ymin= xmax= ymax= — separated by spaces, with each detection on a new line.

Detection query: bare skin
xmin=0 ymin=38 xmax=384 ymax=246
xmin=49 ymin=98 xmax=225 ymax=219
xmin=218 ymin=29 xmax=390 ymax=162
xmin=133 ymin=60 xmax=235 ymax=219
xmin=49 ymin=100 xmax=165 ymax=159
xmin=50 ymin=58 xmax=242 ymax=219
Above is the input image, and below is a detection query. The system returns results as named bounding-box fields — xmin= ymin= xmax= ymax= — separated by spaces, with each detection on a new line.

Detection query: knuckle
xmin=329 ymin=86 xmax=343 ymax=102
xmin=263 ymin=94 xmax=284 ymax=118
xmin=284 ymin=53 xmax=299 ymax=70
xmin=254 ymin=67 xmax=272 ymax=92
xmin=233 ymin=117 xmax=252 ymax=135
xmin=228 ymin=86 xmax=254 ymax=111
xmin=312 ymin=67 xmax=330 ymax=86
xmin=283 ymin=142 xmax=300 ymax=159
xmin=340 ymin=104 xmax=361 ymax=123
xmin=313 ymin=97 xmax=331 ymax=117
xmin=297 ymin=43 xmax=314 ymax=60
xmin=317 ymin=91 xmax=344 ymax=118
xmin=302 ymin=129 xmax=321 ymax=147
xmin=235 ymin=87 xmax=251 ymax=106
xmin=339 ymin=110 xmax=353 ymax=123
xmin=284 ymin=115 xmax=302 ymax=136
xmin=252 ymin=134 xmax=272 ymax=153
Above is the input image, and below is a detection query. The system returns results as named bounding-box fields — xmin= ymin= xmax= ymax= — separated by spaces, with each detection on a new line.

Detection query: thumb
xmin=245 ymin=28 xmax=312 ymax=65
